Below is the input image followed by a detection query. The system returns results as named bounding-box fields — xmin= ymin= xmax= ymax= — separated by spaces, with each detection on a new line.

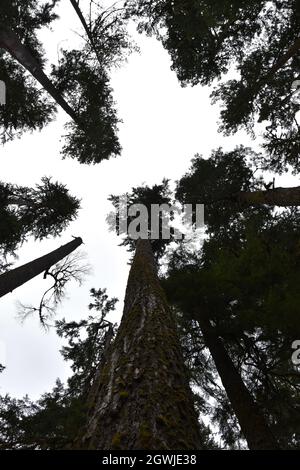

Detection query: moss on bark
xmin=74 ymin=240 xmax=202 ymax=450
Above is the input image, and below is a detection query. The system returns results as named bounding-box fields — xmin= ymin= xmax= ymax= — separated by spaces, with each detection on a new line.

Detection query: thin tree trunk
xmin=0 ymin=27 xmax=81 ymax=125
xmin=237 ymin=186 xmax=300 ymax=206
xmin=74 ymin=239 xmax=202 ymax=450
xmin=69 ymin=0 xmax=103 ymax=66
xmin=0 ymin=237 xmax=82 ymax=298
xmin=197 ymin=313 xmax=279 ymax=450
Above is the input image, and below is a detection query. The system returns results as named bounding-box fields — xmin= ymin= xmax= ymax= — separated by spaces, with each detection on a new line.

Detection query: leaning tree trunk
xmin=237 ymin=186 xmax=300 ymax=206
xmin=0 ymin=27 xmax=80 ymax=125
xmin=74 ymin=239 xmax=202 ymax=450
xmin=0 ymin=237 xmax=82 ymax=298
xmin=197 ymin=313 xmax=279 ymax=450
xmin=69 ymin=0 xmax=103 ymax=66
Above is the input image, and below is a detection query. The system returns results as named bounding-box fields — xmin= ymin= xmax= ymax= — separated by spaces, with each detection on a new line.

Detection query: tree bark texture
xmin=0 ymin=237 xmax=82 ymax=298
xmin=74 ymin=239 xmax=202 ymax=450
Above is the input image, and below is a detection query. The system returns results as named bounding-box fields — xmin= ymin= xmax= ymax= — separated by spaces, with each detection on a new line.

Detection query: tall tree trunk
xmin=0 ymin=237 xmax=82 ymax=298
xmin=69 ymin=0 xmax=102 ymax=66
xmin=74 ymin=239 xmax=202 ymax=450
xmin=0 ymin=27 xmax=80 ymax=125
xmin=197 ymin=313 xmax=279 ymax=450
xmin=237 ymin=186 xmax=300 ymax=206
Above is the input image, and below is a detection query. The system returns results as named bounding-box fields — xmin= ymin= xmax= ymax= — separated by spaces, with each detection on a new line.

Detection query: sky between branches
xmin=0 ymin=0 xmax=298 ymax=400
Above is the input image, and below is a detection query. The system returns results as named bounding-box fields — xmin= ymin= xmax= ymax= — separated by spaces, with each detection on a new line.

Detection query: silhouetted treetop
xmin=0 ymin=177 xmax=80 ymax=258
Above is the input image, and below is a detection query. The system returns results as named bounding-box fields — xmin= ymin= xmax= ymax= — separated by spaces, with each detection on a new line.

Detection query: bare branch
xmin=17 ymin=251 xmax=91 ymax=327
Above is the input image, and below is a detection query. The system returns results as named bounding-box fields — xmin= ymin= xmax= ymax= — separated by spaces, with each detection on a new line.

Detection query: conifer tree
xmin=73 ymin=239 xmax=203 ymax=450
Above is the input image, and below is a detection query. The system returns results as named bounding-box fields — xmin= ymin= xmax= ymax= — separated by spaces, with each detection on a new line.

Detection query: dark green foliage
xmin=0 ymin=177 xmax=80 ymax=256
xmin=84 ymin=2 xmax=137 ymax=69
xmin=125 ymin=0 xmax=264 ymax=86
xmin=0 ymin=288 xmax=117 ymax=449
xmin=0 ymin=0 xmax=134 ymax=164
xmin=170 ymin=145 xmax=299 ymax=448
xmin=15 ymin=177 xmax=80 ymax=239
xmin=163 ymin=208 xmax=300 ymax=448
xmin=52 ymin=50 xmax=121 ymax=164
xmin=49 ymin=2 xmax=136 ymax=163
xmin=0 ymin=381 xmax=83 ymax=450
xmin=0 ymin=55 xmax=55 ymax=143
xmin=108 ymin=179 xmax=174 ymax=258
xmin=127 ymin=1 xmax=300 ymax=172
xmin=260 ymin=128 xmax=300 ymax=175
xmin=209 ymin=0 xmax=300 ymax=173
xmin=0 ymin=183 xmax=21 ymax=258
xmin=211 ymin=56 xmax=300 ymax=173
xmin=175 ymin=146 xmax=264 ymax=234
xmin=0 ymin=0 xmax=60 ymax=61
xmin=1 ymin=0 xmax=299 ymax=450
xmin=49 ymin=3 xmax=136 ymax=164
xmin=56 ymin=288 xmax=118 ymax=397
xmin=0 ymin=0 xmax=58 ymax=141
xmin=48 ymin=0 xmax=139 ymax=164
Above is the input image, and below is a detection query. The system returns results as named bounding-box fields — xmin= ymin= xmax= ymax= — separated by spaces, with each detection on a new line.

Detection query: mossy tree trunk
xmin=197 ymin=313 xmax=279 ymax=450
xmin=0 ymin=237 xmax=82 ymax=298
xmin=74 ymin=239 xmax=202 ymax=450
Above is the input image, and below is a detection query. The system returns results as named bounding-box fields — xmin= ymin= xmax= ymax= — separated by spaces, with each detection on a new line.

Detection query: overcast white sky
xmin=0 ymin=1 xmax=298 ymax=401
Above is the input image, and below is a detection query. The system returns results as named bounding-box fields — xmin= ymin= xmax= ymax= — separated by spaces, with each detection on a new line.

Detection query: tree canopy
xmin=0 ymin=0 xmax=299 ymax=452
xmin=0 ymin=177 xmax=80 ymax=264
xmin=126 ymin=0 xmax=300 ymax=172
xmin=0 ymin=0 xmax=134 ymax=164
xmin=0 ymin=288 xmax=117 ymax=450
